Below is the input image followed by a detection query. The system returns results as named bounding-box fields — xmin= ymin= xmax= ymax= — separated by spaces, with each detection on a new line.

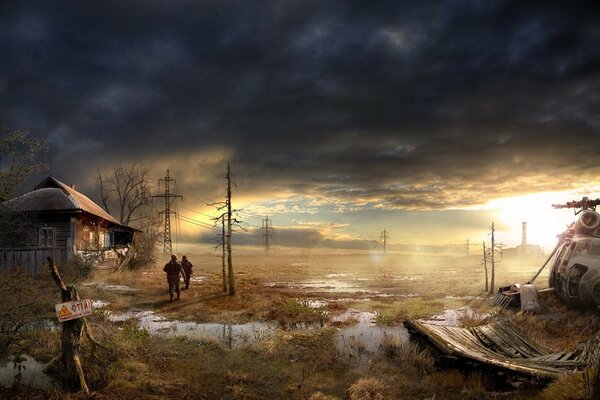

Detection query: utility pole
xmin=489 ymin=222 xmax=495 ymax=294
xmin=261 ymin=215 xmax=273 ymax=254
xmin=482 ymin=241 xmax=488 ymax=292
xmin=226 ymin=162 xmax=234 ymax=296
xmin=465 ymin=238 xmax=470 ymax=256
xmin=221 ymin=218 xmax=226 ymax=292
xmin=379 ymin=229 xmax=389 ymax=254
xmin=152 ymin=169 xmax=183 ymax=255
xmin=211 ymin=162 xmax=242 ymax=296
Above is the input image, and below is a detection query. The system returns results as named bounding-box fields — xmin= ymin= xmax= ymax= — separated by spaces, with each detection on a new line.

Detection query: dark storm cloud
xmin=1 ymin=1 xmax=600 ymax=207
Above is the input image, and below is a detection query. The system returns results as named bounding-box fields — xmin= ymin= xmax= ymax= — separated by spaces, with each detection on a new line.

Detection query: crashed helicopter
xmin=495 ymin=197 xmax=600 ymax=309
xmin=548 ymin=197 xmax=600 ymax=308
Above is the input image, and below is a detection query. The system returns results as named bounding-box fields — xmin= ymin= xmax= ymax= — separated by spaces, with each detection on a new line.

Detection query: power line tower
xmin=261 ymin=215 xmax=273 ymax=254
xmin=152 ymin=169 xmax=183 ymax=255
xmin=379 ymin=229 xmax=389 ymax=254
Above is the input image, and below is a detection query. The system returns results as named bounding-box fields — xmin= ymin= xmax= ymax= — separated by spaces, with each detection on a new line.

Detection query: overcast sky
xmin=1 ymin=1 xmax=599 ymax=251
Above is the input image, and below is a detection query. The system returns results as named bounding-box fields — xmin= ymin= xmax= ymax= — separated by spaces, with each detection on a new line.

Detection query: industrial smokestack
xmin=521 ymin=221 xmax=527 ymax=246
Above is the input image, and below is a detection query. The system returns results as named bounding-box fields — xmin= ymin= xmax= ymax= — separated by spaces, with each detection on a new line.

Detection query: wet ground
xmin=0 ymin=355 xmax=53 ymax=389
xmin=102 ymin=301 xmax=483 ymax=353
xmin=3 ymin=253 xmax=546 ymax=396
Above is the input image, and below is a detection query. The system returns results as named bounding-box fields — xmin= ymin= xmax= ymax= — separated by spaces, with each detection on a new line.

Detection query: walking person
xmin=163 ymin=254 xmax=183 ymax=302
xmin=181 ymin=255 xmax=194 ymax=289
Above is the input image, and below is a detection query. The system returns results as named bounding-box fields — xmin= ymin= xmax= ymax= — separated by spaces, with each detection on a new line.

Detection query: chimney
xmin=521 ymin=221 xmax=527 ymax=246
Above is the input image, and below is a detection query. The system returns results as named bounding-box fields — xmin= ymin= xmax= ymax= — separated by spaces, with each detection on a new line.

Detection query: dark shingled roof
xmin=4 ymin=176 xmax=121 ymax=225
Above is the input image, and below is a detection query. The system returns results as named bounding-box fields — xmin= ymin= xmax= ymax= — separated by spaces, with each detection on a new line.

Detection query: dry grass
xmin=540 ymin=373 xmax=587 ymax=400
xmin=380 ymin=336 xmax=434 ymax=377
xmin=309 ymin=391 xmax=341 ymax=400
xmin=513 ymin=295 xmax=600 ymax=351
xmin=347 ymin=377 xmax=391 ymax=400
xmin=268 ymin=298 xmax=330 ymax=322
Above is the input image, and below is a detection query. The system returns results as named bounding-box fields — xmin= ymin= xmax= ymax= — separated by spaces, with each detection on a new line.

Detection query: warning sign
xmin=55 ymin=299 xmax=93 ymax=322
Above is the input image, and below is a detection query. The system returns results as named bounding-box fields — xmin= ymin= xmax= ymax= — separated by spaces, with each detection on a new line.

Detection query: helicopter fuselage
xmin=549 ymin=234 xmax=600 ymax=308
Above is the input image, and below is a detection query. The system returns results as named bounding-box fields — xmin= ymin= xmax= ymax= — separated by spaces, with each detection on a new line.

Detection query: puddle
xmin=95 ymin=282 xmax=139 ymax=292
xmin=278 ymin=320 xmax=325 ymax=330
xmin=21 ymin=318 xmax=58 ymax=332
xmin=387 ymin=275 xmax=424 ymax=281
xmin=420 ymin=307 xmax=488 ymax=326
xmin=444 ymin=295 xmax=478 ymax=300
xmin=334 ymin=309 xmax=409 ymax=355
xmin=109 ymin=306 xmax=408 ymax=357
xmin=92 ymin=300 xmax=110 ymax=308
xmin=0 ymin=355 xmax=54 ymax=389
xmin=325 ymin=273 xmax=350 ymax=278
xmin=289 ymin=262 xmax=308 ymax=267
xmin=108 ymin=310 xmax=276 ymax=348
xmin=265 ymin=279 xmax=369 ymax=293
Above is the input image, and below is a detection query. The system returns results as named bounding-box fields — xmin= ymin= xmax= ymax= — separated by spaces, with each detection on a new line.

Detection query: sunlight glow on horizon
xmin=484 ymin=191 xmax=591 ymax=250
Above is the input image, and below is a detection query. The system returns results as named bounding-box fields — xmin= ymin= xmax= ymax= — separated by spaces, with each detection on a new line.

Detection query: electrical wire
xmin=186 ymin=192 xmax=218 ymax=205
xmin=237 ymin=210 xmax=265 ymax=220
xmin=180 ymin=205 xmax=217 ymax=219
xmin=179 ymin=214 xmax=221 ymax=232
xmin=179 ymin=217 xmax=220 ymax=232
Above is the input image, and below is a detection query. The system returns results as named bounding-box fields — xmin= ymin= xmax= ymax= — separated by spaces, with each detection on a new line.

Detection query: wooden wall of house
xmin=0 ymin=248 xmax=67 ymax=275
xmin=0 ymin=212 xmax=72 ymax=249
xmin=0 ymin=211 xmax=130 ymax=274
xmin=74 ymin=213 xmax=112 ymax=250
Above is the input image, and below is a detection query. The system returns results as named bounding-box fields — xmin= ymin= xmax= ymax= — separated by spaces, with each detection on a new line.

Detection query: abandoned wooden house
xmin=0 ymin=176 xmax=138 ymax=273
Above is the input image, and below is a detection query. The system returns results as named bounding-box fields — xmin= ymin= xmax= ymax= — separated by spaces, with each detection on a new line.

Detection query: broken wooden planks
xmin=405 ymin=319 xmax=585 ymax=379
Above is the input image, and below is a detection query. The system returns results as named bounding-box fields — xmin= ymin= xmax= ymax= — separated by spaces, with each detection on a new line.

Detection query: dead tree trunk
xmin=226 ymin=162 xmax=235 ymax=296
xmin=483 ymin=241 xmax=488 ymax=292
xmin=222 ymin=218 xmax=227 ymax=293
xmin=46 ymin=257 xmax=90 ymax=394
xmin=489 ymin=222 xmax=496 ymax=294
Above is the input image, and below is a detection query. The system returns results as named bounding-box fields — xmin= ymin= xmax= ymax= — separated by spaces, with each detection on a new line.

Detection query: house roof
xmin=4 ymin=176 xmax=122 ymax=226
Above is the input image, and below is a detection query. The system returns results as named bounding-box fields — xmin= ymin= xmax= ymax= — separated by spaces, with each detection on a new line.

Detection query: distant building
xmin=0 ymin=176 xmax=138 ymax=273
xmin=503 ymin=221 xmax=544 ymax=257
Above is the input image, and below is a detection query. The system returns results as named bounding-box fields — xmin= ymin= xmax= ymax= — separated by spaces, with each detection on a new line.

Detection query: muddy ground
xmin=1 ymin=252 xmax=597 ymax=399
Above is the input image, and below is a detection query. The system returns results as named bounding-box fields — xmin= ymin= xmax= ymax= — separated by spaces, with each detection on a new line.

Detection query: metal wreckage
xmin=495 ymin=196 xmax=600 ymax=309
xmin=407 ymin=197 xmax=600 ymax=383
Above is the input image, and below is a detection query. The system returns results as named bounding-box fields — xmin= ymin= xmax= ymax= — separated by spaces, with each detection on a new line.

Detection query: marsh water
xmin=0 ymin=355 xmax=53 ymax=389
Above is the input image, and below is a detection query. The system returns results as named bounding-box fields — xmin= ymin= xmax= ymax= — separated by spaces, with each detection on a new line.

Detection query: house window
xmin=39 ymin=227 xmax=55 ymax=248
xmin=104 ymin=232 xmax=112 ymax=248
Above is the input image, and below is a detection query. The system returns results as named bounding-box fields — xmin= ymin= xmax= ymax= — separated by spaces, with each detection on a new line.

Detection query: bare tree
xmin=97 ymin=163 xmax=151 ymax=227
xmin=0 ymin=128 xmax=47 ymax=202
xmin=128 ymin=214 xmax=163 ymax=270
xmin=211 ymin=162 xmax=244 ymax=296
xmin=0 ymin=271 xmax=45 ymax=360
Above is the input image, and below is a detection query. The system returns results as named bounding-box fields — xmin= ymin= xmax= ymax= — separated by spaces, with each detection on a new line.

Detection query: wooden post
xmin=47 ymin=257 xmax=90 ymax=394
